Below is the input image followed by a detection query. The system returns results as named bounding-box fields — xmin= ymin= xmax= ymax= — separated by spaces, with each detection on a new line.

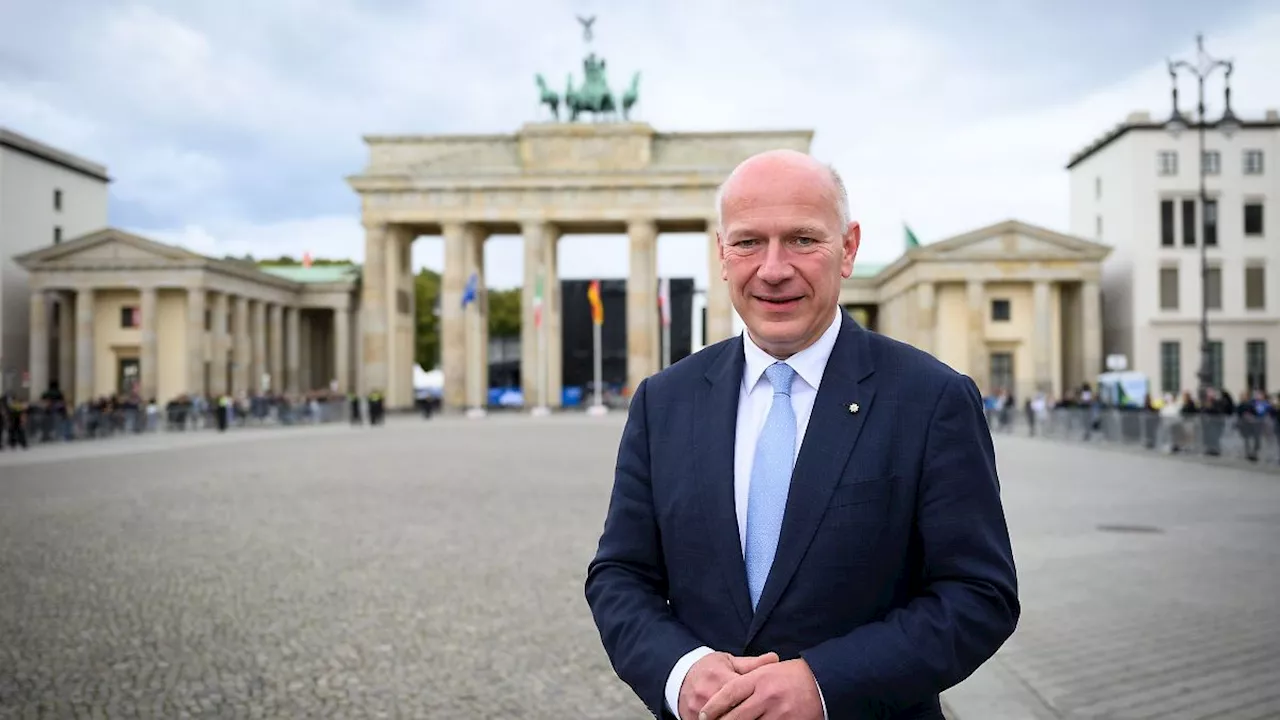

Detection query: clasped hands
xmin=678 ymin=651 xmax=823 ymax=720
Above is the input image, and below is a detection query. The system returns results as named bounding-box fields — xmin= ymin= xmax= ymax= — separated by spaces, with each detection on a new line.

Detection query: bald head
xmin=714 ymin=149 xmax=850 ymax=231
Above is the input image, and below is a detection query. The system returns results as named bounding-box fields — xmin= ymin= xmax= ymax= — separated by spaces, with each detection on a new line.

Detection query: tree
xmin=254 ymin=254 xmax=356 ymax=266
xmin=487 ymin=288 xmax=522 ymax=338
xmin=412 ymin=272 xmax=523 ymax=372
xmin=414 ymin=268 xmax=442 ymax=372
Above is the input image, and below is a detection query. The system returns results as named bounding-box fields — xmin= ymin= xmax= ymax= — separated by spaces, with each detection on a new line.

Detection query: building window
xmin=1245 ymin=265 xmax=1266 ymax=310
xmin=1160 ymin=266 xmax=1179 ymax=310
xmin=1095 ymin=215 xmax=1103 ymax=239
xmin=1204 ymin=199 xmax=1217 ymax=246
xmin=54 ymin=189 xmax=63 ymax=211
xmin=990 ymin=299 xmax=1011 ymax=322
xmin=1208 ymin=340 xmax=1224 ymax=389
xmin=1205 ymin=266 xmax=1222 ymax=310
xmin=53 ymin=226 xmax=62 ymax=244
xmin=1158 ymin=150 xmax=1178 ymax=176
xmin=1160 ymin=341 xmax=1180 ymax=394
xmin=1181 ymin=199 xmax=1196 ymax=246
xmin=1246 ymin=340 xmax=1267 ymax=391
xmin=1244 ymin=149 xmax=1264 ymax=175
xmin=1160 ymin=199 xmax=1175 ymax=246
xmin=1095 ymin=177 xmax=1102 ymax=199
xmin=1203 ymin=150 xmax=1220 ymax=175
xmin=121 ymin=306 xmax=140 ymax=328
xmin=1244 ymin=203 xmax=1264 ymax=236
xmin=989 ymin=352 xmax=1015 ymax=394
xmin=204 ymin=309 xmax=213 ymax=331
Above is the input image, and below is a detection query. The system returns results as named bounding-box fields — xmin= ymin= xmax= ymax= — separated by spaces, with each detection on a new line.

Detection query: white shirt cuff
xmin=665 ymin=646 xmax=714 ymax=717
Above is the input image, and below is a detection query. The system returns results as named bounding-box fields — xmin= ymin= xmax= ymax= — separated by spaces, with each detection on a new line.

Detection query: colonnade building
xmin=16 ymin=229 xmax=359 ymax=405
xmin=12 ymin=122 xmax=1112 ymax=411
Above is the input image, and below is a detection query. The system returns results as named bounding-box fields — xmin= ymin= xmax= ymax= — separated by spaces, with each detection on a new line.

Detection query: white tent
xmin=414 ymin=366 xmax=443 ymax=395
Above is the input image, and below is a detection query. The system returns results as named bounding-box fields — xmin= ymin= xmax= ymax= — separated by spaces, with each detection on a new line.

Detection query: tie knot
xmin=764 ymin=362 xmax=797 ymax=396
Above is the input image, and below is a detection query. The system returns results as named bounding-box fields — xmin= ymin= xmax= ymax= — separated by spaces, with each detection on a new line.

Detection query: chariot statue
xmin=534 ymin=16 xmax=640 ymax=123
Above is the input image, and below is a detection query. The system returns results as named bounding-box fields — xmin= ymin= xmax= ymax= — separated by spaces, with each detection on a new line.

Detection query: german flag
xmin=587 ymin=280 xmax=604 ymax=326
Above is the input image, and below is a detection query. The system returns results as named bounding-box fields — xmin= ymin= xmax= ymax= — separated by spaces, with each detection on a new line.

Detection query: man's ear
xmin=841 ymin=221 xmax=861 ymax=278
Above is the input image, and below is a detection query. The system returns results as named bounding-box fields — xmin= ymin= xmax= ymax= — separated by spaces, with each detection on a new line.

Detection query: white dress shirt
xmin=664 ymin=307 xmax=842 ymax=718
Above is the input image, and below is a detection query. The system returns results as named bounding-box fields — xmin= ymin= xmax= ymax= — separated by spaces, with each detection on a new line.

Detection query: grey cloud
xmin=2 ymin=0 xmax=1276 ymax=288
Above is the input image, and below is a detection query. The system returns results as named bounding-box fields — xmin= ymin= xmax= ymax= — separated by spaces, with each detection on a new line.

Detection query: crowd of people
xmin=0 ymin=382 xmax=374 ymax=451
xmin=983 ymin=384 xmax=1280 ymax=463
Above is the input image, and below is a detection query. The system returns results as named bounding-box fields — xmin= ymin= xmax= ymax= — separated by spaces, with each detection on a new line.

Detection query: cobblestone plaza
xmin=2 ymin=416 xmax=1278 ymax=718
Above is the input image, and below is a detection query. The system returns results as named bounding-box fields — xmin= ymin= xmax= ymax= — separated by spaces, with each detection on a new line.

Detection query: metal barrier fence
xmin=989 ymin=405 xmax=1280 ymax=466
xmin=4 ymin=398 xmax=352 ymax=449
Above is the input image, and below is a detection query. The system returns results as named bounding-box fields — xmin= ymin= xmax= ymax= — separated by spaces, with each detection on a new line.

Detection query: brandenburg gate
xmin=346 ymin=122 xmax=812 ymax=411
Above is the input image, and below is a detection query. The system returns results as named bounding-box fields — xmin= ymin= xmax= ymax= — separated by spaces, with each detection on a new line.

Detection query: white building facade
xmin=1068 ymin=110 xmax=1280 ymax=397
xmin=0 ymin=128 xmax=110 ymax=394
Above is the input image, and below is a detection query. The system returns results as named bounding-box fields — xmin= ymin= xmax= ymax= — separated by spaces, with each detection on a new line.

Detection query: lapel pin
xmin=848 ymin=403 xmax=860 ymax=414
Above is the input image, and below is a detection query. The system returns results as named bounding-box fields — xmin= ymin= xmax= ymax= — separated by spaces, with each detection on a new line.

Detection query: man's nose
xmin=756 ymin=240 xmax=795 ymax=283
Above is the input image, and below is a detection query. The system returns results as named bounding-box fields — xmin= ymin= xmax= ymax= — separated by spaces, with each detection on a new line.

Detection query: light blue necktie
xmin=744 ymin=362 xmax=798 ymax=610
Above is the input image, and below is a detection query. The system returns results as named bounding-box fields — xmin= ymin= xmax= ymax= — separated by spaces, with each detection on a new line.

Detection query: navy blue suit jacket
xmin=584 ymin=312 xmax=1019 ymax=719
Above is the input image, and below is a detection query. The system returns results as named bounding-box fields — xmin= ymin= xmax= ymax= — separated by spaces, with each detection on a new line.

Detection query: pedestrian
xmin=584 ymin=149 xmax=1018 ymax=720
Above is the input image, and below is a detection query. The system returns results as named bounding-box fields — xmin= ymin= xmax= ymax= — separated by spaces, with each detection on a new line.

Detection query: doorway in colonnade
xmin=408 ymin=231 xmax=527 ymax=411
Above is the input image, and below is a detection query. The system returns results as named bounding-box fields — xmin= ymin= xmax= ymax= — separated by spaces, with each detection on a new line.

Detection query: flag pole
xmin=588 ymin=315 xmax=606 ymax=416
xmin=659 ymin=277 xmax=671 ymax=370
xmin=466 ymin=277 xmax=485 ymax=419
xmin=662 ymin=315 xmax=671 ymax=370
xmin=532 ymin=272 xmax=550 ymax=417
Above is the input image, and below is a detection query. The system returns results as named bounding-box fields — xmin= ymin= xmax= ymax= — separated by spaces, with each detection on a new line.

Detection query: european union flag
xmin=461 ymin=272 xmax=478 ymax=309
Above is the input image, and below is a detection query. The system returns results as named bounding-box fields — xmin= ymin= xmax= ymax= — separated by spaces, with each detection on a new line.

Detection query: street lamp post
xmin=1164 ymin=33 xmax=1240 ymax=407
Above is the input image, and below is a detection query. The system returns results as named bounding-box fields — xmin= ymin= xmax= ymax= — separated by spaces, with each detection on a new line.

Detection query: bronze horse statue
xmin=621 ymin=72 xmax=640 ymax=121
xmin=535 ymin=73 xmax=559 ymax=120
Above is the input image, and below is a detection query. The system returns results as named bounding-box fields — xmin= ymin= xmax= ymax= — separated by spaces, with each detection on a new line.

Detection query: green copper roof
xmin=258 ymin=265 xmax=359 ymax=284
xmin=850 ymin=263 xmax=886 ymax=278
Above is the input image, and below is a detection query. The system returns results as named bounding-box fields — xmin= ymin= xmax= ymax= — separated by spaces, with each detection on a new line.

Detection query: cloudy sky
xmin=3 ymin=0 xmax=1279 ymax=290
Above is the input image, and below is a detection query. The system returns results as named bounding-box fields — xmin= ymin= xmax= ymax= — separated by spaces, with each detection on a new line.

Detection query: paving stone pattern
xmin=944 ymin=435 xmax=1280 ymax=720
xmin=2 ymin=417 xmax=1278 ymax=719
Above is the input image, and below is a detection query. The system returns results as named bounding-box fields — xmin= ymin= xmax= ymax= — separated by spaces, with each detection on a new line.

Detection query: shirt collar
xmin=741 ymin=307 xmax=843 ymax=393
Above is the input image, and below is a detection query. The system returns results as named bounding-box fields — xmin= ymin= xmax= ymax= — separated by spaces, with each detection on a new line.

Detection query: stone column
xmin=251 ymin=299 xmax=266 ymax=393
xmin=285 ymin=306 xmax=300 ymax=396
xmin=916 ymin=281 xmax=936 ymax=356
xmin=627 ymin=218 xmax=659 ymax=393
xmin=705 ymin=219 xmax=734 ymax=345
xmin=545 ymin=233 xmax=562 ymax=409
xmin=210 ymin=293 xmax=229 ymax=396
xmin=299 ymin=313 xmax=313 ymax=392
xmin=1032 ymin=280 xmax=1052 ymax=393
xmin=138 ymin=286 xmax=158 ymax=400
xmin=58 ymin=292 xmax=75 ymax=398
xmin=384 ymin=227 xmax=401 ymax=404
xmin=399 ymin=228 xmax=416 ymax=409
xmin=75 ymin=287 xmax=95 ymax=406
xmin=233 ymin=295 xmax=250 ymax=395
xmin=333 ymin=307 xmax=350 ymax=394
xmin=521 ymin=221 xmax=548 ymax=408
xmin=966 ymin=279 xmax=986 ymax=391
xmin=360 ymin=222 xmax=389 ymax=397
xmin=268 ymin=303 xmax=283 ymax=392
xmin=462 ymin=225 xmax=489 ymax=413
xmin=187 ymin=287 xmax=207 ymax=397
xmin=1081 ymin=279 xmax=1102 ymax=384
xmin=28 ymin=290 xmax=48 ymax=399
xmin=441 ymin=222 xmax=468 ymax=410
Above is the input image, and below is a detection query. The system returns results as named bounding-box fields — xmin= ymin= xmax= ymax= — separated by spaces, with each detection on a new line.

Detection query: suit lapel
xmin=746 ymin=314 xmax=877 ymax=644
xmin=692 ymin=338 xmax=754 ymax=633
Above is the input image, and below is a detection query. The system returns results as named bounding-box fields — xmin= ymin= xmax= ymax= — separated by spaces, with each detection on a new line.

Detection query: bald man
xmin=585 ymin=150 xmax=1019 ymax=720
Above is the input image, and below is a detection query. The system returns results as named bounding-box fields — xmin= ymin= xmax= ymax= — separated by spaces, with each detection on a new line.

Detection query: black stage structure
xmin=485 ymin=278 xmax=696 ymax=397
